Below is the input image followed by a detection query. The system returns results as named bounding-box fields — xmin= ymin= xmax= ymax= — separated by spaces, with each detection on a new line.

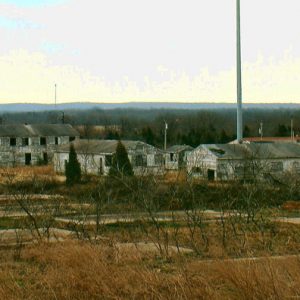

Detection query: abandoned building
xmin=0 ymin=124 xmax=79 ymax=167
xmin=164 ymin=145 xmax=194 ymax=170
xmin=230 ymin=137 xmax=300 ymax=144
xmin=54 ymin=139 xmax=165 ymax=176
xmin=187 ymin=143 xmax=300 ymax=181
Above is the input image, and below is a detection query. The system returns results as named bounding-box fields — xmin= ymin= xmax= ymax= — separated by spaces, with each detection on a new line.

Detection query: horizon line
xmin=0 ymin=101 xmax=300 ymax=105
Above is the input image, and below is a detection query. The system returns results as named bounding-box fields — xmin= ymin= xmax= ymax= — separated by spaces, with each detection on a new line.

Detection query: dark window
xmin=22 ymin=138 xmax=29 ymax=146
xmin=170 ymin=153 xmax=175 ymax=161
xmin=40 ymin=137 xmax=46 ymax=145
xmin=55 ymin=137 xmax=59 ymax=145
xmin=293 ymin=161 xmax=300 ymax=172
xmin=10 ymin=138 xmax=16 ymax=146
xmin=69 ymin=136 xmax=75 ymax=142
xmin=192 ymin=167 xmax=202 ymax=174
xmin=105 ymin=155 xmax=112 ymax=166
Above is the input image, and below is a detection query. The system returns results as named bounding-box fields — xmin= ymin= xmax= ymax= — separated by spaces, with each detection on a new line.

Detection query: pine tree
xmin=219 ymin=129 xmax=230 ymax=143
xmin=276 ymin=124 xmax=289 ymax=137
xmin=243 ymin=125 xmax=251 ymax=137
xmin=109 ymin=141 xmax=134 ymax=177
xmin=65 ymin=144 xmax=81 ymax=185
xmin=141 ymin=127 xmax=155 ymax=145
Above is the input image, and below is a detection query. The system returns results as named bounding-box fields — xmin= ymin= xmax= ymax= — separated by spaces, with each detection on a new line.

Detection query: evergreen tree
xmin=243 ymin=125 xmax=251 ymax=137
xmin=219 ymin=129 xmax=230 ymax=143
xmin=276 ymin=124 xmax=289 ymax=137
xmin=65 ymin=144 xmax=81 ymax=185
xmin=141 ymin=127 xmax=155 ymax=145
xmin=109 ymin=141 xmax=134 ymax=177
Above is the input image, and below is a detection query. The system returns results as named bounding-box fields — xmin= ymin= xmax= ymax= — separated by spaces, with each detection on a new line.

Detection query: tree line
xmin=0 ymin=108 xmax=299 ymax=147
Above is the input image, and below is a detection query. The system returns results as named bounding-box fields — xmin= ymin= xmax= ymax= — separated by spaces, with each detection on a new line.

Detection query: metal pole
xmin=236 ymin=0 xmax=243 ymax=143
xmin=55 ymin=83 xmax=57 ymax=110
xmin=291 ymin=119 xmax=294 ymax=141
xmin=259 ymin=122 xmax=263 ymax=140
xmin=164 ymin=122 xmax=168 ymax=151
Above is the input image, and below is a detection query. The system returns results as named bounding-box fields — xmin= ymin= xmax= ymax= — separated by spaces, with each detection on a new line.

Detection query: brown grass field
xmin=0 ymin=241 xmax=299 ymax=300
xmin=0 ymin=166 xmax=300 ymax=299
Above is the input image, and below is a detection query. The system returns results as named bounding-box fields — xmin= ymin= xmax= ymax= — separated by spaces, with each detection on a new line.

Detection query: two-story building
xmin=0 ymin=124 xmax=79 ymax=166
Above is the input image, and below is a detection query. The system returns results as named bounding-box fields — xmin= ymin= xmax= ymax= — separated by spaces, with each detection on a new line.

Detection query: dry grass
xmin=0 ymin=165 xmax=55 ymax=176
xmin=282 ymin=201 xmax=300 ymax=211
xmin=0 ymin=165 xmax=59 ymax=184
xmin=0 ymin=241 xmax=299 ymax=299
xmin=0 ymin=166 xmax=65 ymax=193
xmin=164 ymin=170 xmax=187 ymax=183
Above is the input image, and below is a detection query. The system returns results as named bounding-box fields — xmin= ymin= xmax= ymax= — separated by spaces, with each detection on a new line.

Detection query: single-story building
xmin=0 ymin=124 xmax=79 ymax=167
xmin=165 ymin=145 xmax=194 ymax=170
xmin=54 ymin=139 xmax=165 ymax=176
xmin=187 ymin=143 xmax=300 ymax=181
xmin=231 ymin=137 xmax=300 ymax=144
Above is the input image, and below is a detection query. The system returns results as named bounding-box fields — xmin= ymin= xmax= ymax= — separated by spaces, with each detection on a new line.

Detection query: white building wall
xmin=187 ymin=147 xmax=217 ymax=178
xmin=165 ymin=153 xmax=179 ymax=170
xmin=0 ymin=135 xmax=79 ymax=167
xmin=54 ymin=152 xmax=109 ymax=175
xmin=54 ymin=151 xmax=165 ymax=176
xmin=187 ymin=146 xmax=300 ymax=181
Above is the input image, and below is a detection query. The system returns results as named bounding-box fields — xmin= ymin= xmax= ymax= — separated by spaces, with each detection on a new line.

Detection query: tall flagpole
xmin=236 ymin=0 xmax=243 ymax=143
xmin=55 ymin=83 xmax=57 ymax=110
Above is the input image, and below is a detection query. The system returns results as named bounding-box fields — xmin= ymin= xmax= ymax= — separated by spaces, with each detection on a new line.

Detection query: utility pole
xmin=259 ymin=122 xmax=263 ymax=140
xmin=236 ymin=0 xmax=243 ymax=143
xmin=54 ymin=83 xmax=57 ymax=110
xmin=164 ymin=121 xmax=168 ymax=151
xmin=291 ymin=119 xmax=294 ymax=142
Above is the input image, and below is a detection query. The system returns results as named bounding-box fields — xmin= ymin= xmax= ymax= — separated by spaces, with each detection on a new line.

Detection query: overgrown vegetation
xmin=0 ymin=166 xmax=299 ymax=298
xmin=1 ymin=241 xmax=300 ymax=299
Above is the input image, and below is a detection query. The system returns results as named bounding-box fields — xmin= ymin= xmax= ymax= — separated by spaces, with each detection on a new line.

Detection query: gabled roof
xmin=194 ymin=143 xmax=300 ymax=160
xmin=0 ymin=125 xmax=34 ymax=137
xmin=56 ymin=139 xmax=163 ymax=155
xmin=27 ymin=124 xmax=79 ymax=137
xmin=167 ymin=145 xmax=194 ymax=153
xmin=0 ymin=124 xmax=79 ymax=137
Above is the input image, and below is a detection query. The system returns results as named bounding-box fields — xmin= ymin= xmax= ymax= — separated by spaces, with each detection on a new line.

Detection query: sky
xmin=0 ymin=0 xmax=300 ymax=104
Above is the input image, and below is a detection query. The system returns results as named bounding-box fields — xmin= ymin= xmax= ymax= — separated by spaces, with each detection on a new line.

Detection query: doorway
xmin=99 ymin=157 xmax=104 ymax=175
xmin=207 ymin=169 xmax=215 ymax=181
xmin=43 ymin=152 xmax=48 ymax=165
xmin=25 ymin=153 xmax=31 ymax=165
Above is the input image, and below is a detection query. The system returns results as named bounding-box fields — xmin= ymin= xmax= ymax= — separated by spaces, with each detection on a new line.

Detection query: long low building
xmin=0 ymin=124 xmax=79 ymax=167
xmin=54 ymin=139 xmax=165 ymax=176
xmin=187 ymin=143 xmax=300 ymax=181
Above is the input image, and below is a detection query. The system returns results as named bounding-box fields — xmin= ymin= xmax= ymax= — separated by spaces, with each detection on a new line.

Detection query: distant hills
xmin=0 ymin=102 xmax=300 ymax=112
